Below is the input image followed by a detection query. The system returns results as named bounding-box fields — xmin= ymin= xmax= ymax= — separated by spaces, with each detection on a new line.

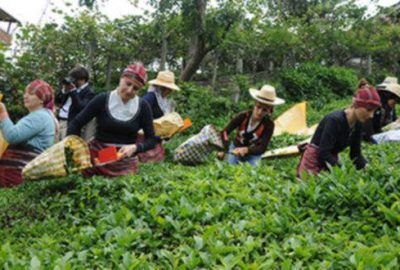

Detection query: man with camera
xmin=57 ymin=66 xmax=95 ymax=141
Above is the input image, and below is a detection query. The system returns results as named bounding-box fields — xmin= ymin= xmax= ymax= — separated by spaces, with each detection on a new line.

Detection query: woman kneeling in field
xmin=297 ymin=80 xmax=381 ymax=179
xmin=0 ymin=80 xmax=57 ymax=187
xmin=139 ymin=70 xmax=180 ymax=163
xmin=67 ymin=63 xmax=156 ymax=177
xmin=217 ymin=85 xmax=285 ymax=166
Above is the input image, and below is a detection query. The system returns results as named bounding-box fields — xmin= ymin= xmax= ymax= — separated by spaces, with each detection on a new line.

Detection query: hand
xmin=63 ymin=83 xmax=76 ymax=92
xmin=118 ymin=144 xmax=137 ymax=158
xmin=0 ymin=102 xmax=8 ymax=120
xmin=217 ymin=151 xmax=225 ymax=160
xmin=0 ymin=102 xmax=6 ymax=113
xmin=232 ymin=147 xmax=249 ymax=157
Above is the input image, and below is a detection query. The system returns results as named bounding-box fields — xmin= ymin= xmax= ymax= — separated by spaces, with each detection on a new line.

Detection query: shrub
xmin=280 ymin=63 xmax=358 ymax=104
xmin=173 ymin=82 xmax=245 ymax=132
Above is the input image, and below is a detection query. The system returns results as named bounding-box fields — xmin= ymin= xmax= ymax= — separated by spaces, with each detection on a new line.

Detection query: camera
xmin=61 ymin=77 xmax=76 ymax=85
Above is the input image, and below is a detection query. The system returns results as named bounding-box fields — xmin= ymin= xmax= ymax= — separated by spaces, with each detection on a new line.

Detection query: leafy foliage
xmin=1 ymin=134 xmax=400 ymax=268
xmin=280 ymin=63 xmax=358 ymax=106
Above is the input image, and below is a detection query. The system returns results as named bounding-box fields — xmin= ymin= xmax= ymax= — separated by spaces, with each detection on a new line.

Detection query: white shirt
xmin=58 ymin=83 xmax=89 ymax=119
xmin=108 ymin=89 xmax=139 ymax=121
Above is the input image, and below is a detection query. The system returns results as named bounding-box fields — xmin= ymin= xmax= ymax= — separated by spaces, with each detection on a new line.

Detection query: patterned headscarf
xmin=121 ymin=62 xmax=147 ymax=86
xmin=353 ymin=81 xmax=381 ymax=109
xmin=27 ymin=80 xmax=55 ymax=111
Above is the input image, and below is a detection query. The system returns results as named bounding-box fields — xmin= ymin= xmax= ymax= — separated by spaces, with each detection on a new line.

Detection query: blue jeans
xmin=227 ymin=144 xmax=262 ymax=166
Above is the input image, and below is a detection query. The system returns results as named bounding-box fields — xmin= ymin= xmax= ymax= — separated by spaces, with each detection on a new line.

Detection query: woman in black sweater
xmin=297 ymin=81 xmax=381 ymax=179
xmin=67 ymin=63 xmax=156 ymax=177
xmin=363 ymin=77 xmax=400 ymax=142
xmin=139 ymin=70 xmax=181 ymax=163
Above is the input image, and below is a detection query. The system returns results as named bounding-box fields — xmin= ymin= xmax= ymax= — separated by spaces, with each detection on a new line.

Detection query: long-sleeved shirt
xmin=363 ymin=106 xmax=397 ymax=142
xmin=311 ymin=109 xmax=366 ymax=170
xmin=0 ymin=108 xmax=55 ymax=151
xmin=67 ymin=92 xmax=156 ymax=153
xmin=142 ymin=91 xmax=164 ymax=119
xmin=221 ymin=110 xmax=274 ymax=155
xmin=56 ymin=84 xmax=95 ymax=122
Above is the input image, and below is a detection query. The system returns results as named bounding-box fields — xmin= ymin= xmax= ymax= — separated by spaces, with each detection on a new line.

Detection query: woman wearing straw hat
xmin=0 ymin=80 xmax=57 ymax=187
xmin=297 ymin=80 xmax=381 ymax=179
xmin=67 ymin=63 xmax=156 ymax=177
xmin=217 ymin=85 xmax=284 ymax=166
xmin=363 ymin=77 xmax=400 ymax=142
xmin=139 ymin=70 xmax=180 ymax=163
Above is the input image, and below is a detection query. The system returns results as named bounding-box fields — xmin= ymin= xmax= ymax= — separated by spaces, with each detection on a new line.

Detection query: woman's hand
xmin=118 ymin=144 xmax=137 ymax=158
xmin=232 ymin=147 xmax=249 ymax=157
xmin=0 ymin=102 xmax=8 ymax=120
xmin=217 ymin=151 xmax=225 ymax=160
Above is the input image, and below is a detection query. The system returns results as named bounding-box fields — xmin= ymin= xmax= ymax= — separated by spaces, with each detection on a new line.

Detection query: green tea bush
xmin=280 ymin=63 xmax=358 ymax=106
xmin=1 ymin=140 xmax=400 ymax=268
xmin=173 ymin=82 xmax=247 ymax=132
xmin=365 ymin=68 xmax=395 ymax=86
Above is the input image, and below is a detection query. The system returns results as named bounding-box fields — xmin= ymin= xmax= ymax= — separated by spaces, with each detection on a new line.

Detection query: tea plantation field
xmin=1 ymin=99 xmax=400 ymax=269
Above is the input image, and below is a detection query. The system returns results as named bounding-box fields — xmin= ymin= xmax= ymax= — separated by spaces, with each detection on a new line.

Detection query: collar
xmin=77 ymin=82 xmax=89 ymax=93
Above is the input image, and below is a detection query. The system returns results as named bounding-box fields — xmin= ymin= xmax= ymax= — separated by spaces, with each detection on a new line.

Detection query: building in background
xmin=0 ymin=7 xmax=20 ymax=46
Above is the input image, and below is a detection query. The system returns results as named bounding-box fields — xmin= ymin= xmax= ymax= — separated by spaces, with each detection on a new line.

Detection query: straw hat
xmin=148 ymin=71 xmax=180 ymax=91
xmin=249 ymin=85 xmax=285 ymax=106
xmin=383 ymin=83 xmax=400 ymax=98
xmin=377 ymin=76 xmax=400 ymax=98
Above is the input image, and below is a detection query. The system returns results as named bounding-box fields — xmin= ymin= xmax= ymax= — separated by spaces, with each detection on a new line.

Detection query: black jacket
xmin=56 ymin=84 xmax=95 ymax=123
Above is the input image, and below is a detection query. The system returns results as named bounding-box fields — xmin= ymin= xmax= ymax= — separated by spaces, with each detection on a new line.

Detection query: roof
xmin=0 ymin=7 xmax=20 ymax=24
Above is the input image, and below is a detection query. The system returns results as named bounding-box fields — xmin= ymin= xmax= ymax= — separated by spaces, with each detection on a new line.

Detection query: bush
xmin=173 ymin=82 xmax=246 ymax=132
xmin=280 ymin=63 xmax=358 ymax=104
xmin=364 ymin=68 xmax=395 ymax=86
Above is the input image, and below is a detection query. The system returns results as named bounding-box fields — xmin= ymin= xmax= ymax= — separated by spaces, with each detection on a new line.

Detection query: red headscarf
xmin=121 ymin=62 xmax=147 ymax=86
xmin=27 ymin=80 xmax=55 ymax=111
xmin=353 ymin=81 xmax=381 ymax=109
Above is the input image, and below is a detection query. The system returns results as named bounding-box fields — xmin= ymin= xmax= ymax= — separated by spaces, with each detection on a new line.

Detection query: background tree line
xmin=0 ymin=0 xmax=399 ymax=117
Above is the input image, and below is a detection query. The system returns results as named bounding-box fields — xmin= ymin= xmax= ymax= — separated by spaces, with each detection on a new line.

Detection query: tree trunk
xmin=268 ymin=60 xmax=274 ymax=73
xmin=211 ymin=51 xmax=219 ymax=91
xmin=180 ymin=47 xmax=210 ymax=81
xmin=160 ymin=35 xmax=168 ymax=71
xmin=236 ymin=57 xmax=243 ymax=74
xmin=105 ymin=55 xmax=113 ymax=89
xmin=180 ymin=0 xmax=208 ymax=81
xmin=359 ymin=57 xmax=364 ymax=71
xmin=367 ymin=54 xmax=372 ymax=75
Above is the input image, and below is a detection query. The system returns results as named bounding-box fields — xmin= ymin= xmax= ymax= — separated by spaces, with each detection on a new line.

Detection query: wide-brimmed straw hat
xmin=149 ymin=71 xmax=180 ymax=91
xmin=378 ymin=76 xmax=398 ymax=86
xmin=377 ymin=77 xmax=400 ymax=98
xmin=249 ymin=85 xmax=285 ymax=106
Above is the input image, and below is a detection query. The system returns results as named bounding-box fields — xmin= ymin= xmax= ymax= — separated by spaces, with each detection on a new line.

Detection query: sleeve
xmin=372 ymin=109 xmax=383 ymax=134
xmin=350 ymin=124 xmax=367 ymax=170
xmin=136 ymin=100 xmax=156 ymax=153
xmin=220 ymin=112 xmax=247 ymax=151
xmin=142 ymin=92 xmax=156 ymax=107
xmin=55 ymin=90 xmax=67 ymax=106
xmin=67 ymin=93 xmax=103 ymax=136
xmin=0 ymin=113 xmax=44 ymax=144
xmin=248 ymin=121 xmax=274 ymax=155
xmin=317 ymin=117 xmax=342 ymax=168
xmin=362 ymin=119 xmax=375 ymax=143
xmin=69 ymin=88 xmax=95 ymax=112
